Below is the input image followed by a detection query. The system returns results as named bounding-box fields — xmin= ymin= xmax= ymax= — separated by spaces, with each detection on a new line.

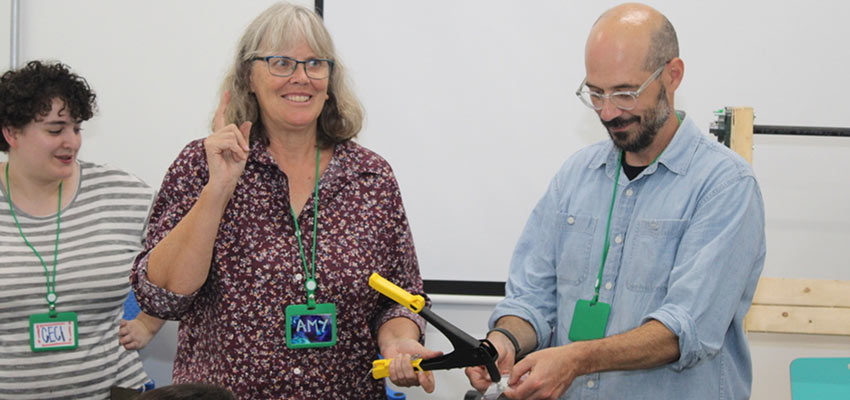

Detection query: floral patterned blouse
xmin=132 ymin=139 xmax=426 ymax=399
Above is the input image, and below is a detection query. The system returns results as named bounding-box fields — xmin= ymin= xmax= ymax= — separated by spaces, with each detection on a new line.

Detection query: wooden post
xmin=724 ymin=107 xmax=850 ymax=337
xmin=729 ymin=107 xmax=754 ymax=164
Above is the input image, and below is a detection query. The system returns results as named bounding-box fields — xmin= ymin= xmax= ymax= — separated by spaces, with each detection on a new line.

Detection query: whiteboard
xmin=323 ymin=0 xmax=850 ymax=282
xmin=16 ymin=0 xmax=850 ymax=284
xmin=17 ymin=0 xmax=312 ymax=181
xmin=0 ymin=0 xmax=10 ymax=72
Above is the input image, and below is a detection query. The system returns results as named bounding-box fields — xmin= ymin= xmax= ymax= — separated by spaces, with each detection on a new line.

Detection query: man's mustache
xmin=603 ymin=116 xmax=640 ymax=129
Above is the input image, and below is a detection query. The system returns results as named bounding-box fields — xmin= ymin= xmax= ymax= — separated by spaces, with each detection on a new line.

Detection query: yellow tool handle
xmin=371 ymin=358 xmax=424 ymax=379
xmin=368 ymin=273 xmax=426 ymax=313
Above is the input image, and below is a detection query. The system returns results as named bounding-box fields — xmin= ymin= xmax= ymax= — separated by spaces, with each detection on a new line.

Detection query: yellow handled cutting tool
xmin=369 ymin=273 xmax=501 ymax=383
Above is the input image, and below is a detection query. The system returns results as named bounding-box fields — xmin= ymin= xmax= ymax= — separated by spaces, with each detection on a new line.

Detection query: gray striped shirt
xmin=0 ymin=161 xmax=155 ymax=399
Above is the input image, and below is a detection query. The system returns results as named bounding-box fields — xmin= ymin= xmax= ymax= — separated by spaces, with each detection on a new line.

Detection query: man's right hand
xmin=465 ymin=330 xmax=517 ymax=393
xmin=204 ymin=91 xmax=252 ymax=196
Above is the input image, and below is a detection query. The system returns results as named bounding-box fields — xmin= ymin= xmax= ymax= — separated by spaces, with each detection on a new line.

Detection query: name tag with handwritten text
xmin=29 ymin=312 xmax=79 ymax=352
xmin=285 ymin=303 xmax=337 ymax=349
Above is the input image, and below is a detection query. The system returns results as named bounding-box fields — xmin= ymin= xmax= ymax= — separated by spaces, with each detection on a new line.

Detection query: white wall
xmin=0 ymin=0 xmax=10 ymax=72
xmin=14 ymin=1 xmax=850 ymax=399
xmin=324 ymin=0 xmax=850 ymax=283
xmin=17 ymin=0 xmax=309 ymax=188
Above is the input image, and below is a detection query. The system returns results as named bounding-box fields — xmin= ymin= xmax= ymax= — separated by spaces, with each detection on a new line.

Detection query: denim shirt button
xmin=567 ymin=216 xmax=575 ymax=225
xmin=614 ymin=234 xmax=623 ymax=244
xmin=605 ymin=282 xmax=613 ymax=290
xmin=587 ymin=379 xmax=595 ymax=388
xmin=625 ymin=188 xmax=634 ymax=196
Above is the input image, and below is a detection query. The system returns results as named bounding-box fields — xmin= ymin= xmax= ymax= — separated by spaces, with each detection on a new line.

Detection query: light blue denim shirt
xmin=490 ymin=112 xmax=766 ymax=400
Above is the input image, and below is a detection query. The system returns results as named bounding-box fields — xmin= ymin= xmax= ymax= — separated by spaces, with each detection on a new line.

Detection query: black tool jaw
xmin=479 ymin=338 xmax=502 ymax=383
xmin=416 ymin=307 xmax=502 ymax=383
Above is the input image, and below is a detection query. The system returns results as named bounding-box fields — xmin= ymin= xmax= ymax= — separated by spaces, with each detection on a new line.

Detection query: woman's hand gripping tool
xmin=369 ymin=273 xmax=501 ymax=383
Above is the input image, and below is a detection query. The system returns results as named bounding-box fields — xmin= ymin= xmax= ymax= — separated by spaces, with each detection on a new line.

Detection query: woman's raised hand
xmin=204 ymin=91 xmax=252 ymax=196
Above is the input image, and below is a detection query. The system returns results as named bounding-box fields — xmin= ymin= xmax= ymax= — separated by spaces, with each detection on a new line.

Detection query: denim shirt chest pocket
xmin=555 ymin=213 xmax=598 ymax=286
xmin=623 ymin=218 xmax=688 ymax=292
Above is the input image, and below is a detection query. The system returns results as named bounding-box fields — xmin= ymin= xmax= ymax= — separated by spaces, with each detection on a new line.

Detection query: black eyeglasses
xmin=251 ymin=56 xmax=334 ymax=79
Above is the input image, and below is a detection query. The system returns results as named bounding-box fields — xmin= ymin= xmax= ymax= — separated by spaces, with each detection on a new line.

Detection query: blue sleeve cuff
xmin=644 ymin=303 xmax=705 ymax=371
xmin=489 ymin=298 xmax=553 ymax=351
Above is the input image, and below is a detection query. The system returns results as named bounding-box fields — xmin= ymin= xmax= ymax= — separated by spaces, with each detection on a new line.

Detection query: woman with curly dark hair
xmin=0 ymin=60 xmax=164 ymax=399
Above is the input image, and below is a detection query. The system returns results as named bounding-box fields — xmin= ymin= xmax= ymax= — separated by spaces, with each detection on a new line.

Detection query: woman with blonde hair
xmin=132 ymin=3 xmax=437 ymax=398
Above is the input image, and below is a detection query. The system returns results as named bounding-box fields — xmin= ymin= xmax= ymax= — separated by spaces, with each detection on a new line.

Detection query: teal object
xmin=790 ymin=357 xmax=850 ymax=399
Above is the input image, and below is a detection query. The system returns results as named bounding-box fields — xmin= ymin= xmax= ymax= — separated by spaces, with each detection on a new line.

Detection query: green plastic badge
xmin=29 ymin=312 xmax=78 ymax=352
xmin=285 ymin=303 xmax=338 ymax=349
xmin=568 ymin=299 xmax=611 ymax=341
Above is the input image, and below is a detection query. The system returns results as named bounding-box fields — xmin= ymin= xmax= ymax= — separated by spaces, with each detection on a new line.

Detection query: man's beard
xmin=603 ymin=86 xmax=671 ymax=153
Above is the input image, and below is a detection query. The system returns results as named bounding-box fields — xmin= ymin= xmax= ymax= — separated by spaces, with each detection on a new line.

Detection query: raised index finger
xmin=213 ymin=91 xmax=231 ymax=132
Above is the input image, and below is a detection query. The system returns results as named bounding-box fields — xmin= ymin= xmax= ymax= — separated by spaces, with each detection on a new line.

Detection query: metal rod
xmin=753 ymin=125 xmax=850 ymax=137
xmin=10 ymin=0 xmax=19 ymax=68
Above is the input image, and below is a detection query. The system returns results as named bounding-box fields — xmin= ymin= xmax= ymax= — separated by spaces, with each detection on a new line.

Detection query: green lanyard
xmin=5 ymin=163 xmax=63 ymax=316
xmin=289 ymin=148 xmax=321 ymax=308
xmin=592 ymin=113 xmax=680 ymax=304
xmin=592 ymin=153 xmax=622 ymax=304
xmin=592 ymin=151 xmax=662 ymax=304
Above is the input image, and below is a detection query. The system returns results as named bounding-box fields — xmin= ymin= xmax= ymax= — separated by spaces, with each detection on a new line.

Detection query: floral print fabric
xmin=132 ymin=139 xmax=426 ymax=399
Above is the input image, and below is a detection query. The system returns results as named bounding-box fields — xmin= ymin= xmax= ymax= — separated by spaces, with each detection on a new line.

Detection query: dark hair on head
xmin=644 ymin=16 xmax=678 ymax=71
xmin=0 ymin=60 xmax=97 ymax=152
xmin=136 ymin=383 xmax=236 ymax=400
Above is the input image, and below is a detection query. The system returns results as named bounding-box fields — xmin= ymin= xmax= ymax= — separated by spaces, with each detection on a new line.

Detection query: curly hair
xmin=0 ymin=60 xmax=97 ymax=152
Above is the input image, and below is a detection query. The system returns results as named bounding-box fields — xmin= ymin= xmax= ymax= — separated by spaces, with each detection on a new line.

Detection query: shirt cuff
xmin=643 ymin=303 xmax=704 ymax=371
xmin=375 ymin=304 xmax=427 ymax=344
xmin=489 ymin=298 xmax=551 ymax=351
xmin=132 ymin=253 xmax=199 ymax=320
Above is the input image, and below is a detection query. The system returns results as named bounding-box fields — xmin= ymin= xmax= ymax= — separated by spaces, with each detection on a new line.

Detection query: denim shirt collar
xmin=589 ymin=110 xmax=701 ymax=179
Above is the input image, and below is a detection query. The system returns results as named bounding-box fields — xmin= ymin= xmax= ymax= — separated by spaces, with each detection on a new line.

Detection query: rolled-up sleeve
xmin=132 ymin=252 xmax=200 ymax=320
xmin=489 ymin=176 xmax=563 ymax=350
xmin=644 ymin=174 xmax=765 ymax=371
xmin=131 ymin=140 xmax=208 ymax=320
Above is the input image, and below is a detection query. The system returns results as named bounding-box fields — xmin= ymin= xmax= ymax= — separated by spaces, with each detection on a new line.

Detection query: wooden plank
xmin=729 ymin=106 xmax=754 ymax=164
xmin=745 ymin=304 xmax=850 ymax=336
xmin=751 ymin=277 xmax=850 ymax=308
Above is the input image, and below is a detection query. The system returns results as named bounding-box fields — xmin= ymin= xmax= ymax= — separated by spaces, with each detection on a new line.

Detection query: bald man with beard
xmin=466 ymin=3 xmax=765 ymax=399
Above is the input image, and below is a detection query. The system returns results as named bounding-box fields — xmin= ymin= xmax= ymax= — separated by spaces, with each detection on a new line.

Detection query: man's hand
xmin=465 ymin=329 xmax=516 ymax=393
xmin=502 ymin=345 xmax=583 ymax=400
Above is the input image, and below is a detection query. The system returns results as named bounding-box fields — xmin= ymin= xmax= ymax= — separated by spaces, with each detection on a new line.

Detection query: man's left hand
xmin=502 ymin=345 xmax=581 ymax=400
